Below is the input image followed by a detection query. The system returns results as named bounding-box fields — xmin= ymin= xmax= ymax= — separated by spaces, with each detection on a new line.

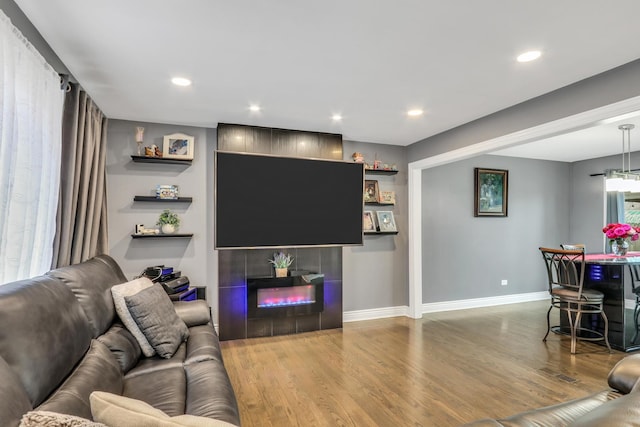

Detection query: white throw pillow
xmin=90 ymin=391 xmax=238 ymax=427
xmin=111 ymin=277 xmax=156 ymax=357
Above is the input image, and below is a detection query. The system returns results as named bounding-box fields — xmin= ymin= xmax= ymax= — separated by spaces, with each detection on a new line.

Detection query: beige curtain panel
xmin=52 ymin=84 xmax=109 ymax=268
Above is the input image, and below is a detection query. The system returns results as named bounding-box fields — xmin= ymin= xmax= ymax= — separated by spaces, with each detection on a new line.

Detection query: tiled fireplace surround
xmin=216 ymin=123 xmax=344 ymax=341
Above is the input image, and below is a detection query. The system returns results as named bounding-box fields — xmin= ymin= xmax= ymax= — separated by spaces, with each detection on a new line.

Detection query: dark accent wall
xmin=216 ymin=123 xmax=344 ymax=341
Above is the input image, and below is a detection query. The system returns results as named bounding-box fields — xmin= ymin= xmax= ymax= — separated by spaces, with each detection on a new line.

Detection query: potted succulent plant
xmin=268 ymin=252 xmax=294 ymax=277
xmin=157 ymin=209 xmax=180 ymax=234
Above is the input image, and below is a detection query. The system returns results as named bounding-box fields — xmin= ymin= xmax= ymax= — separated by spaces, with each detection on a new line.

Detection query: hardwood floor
xmin=220 ymin=301 xmax=630 ymax=426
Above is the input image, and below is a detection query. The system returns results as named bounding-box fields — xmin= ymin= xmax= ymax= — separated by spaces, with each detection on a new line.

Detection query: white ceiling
xmin=492 ymin=112 xmax=640 ymax=162
xmin=11 ymin=0 xmax=640 ymax=147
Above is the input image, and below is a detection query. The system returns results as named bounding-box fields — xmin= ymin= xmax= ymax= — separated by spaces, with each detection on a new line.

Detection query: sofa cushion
xmin=111 ymin=277 xmax=156 ymax=357
xmin=97 ymin=323 xmax=141 ymax=374
xmin=0 ymin=276 xmax=93 ymax=407
xmin=36 ymin=340 xmax=123 ymax=420
xmin=124 ymin=283 xmax=189 ymax=359
xmin=90 ymin=392 xmax=237 ymax=426
xmin=47 ymin=255 xmax=127 ymax=338
xmin=18 ymin=410 xmax=106 ymax=427
xmin=123 ymin=367 xmax=186 ymax=416
xmin=185 ymin=360 xmax=240 ymax=426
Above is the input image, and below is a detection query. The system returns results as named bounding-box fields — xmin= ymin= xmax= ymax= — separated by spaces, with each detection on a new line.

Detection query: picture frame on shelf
xmin=163 ymin=133 xmax=194 ymax=160
xmin=364 ymin=180 xmax=380 ymax=203
xmin=474 ymin=167 xmax=508 ymax=217
xmin=363 ymin=211 xmax=376 ymax=232
xmin=376 ymin=211 xmax=397 ymax=232
xmin=156 ymin=185 xmax=179 ymax=199
xmin=379 ymin=190 xmax=396 ymax=205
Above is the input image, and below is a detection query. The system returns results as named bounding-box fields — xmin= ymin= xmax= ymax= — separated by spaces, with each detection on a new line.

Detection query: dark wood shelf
xmin=365 ymin=169 xmax=398 ymax=175
xmin=131 ymin=233 xmax=193 ymax=239
xmin=131 ymin=155 xmax=192 ymax=165
xmin=364 ymin=231 xmax=399 ymax=235
xmin=133 ymin=196 xmax=193 ymax=203
xmin=364 ymin=201 xmax=396 ymax=206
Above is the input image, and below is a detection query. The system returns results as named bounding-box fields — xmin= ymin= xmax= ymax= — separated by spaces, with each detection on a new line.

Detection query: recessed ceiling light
xmin=331 ymin=114 xmax=342 ymax=121
xmin=249 ymin=104 xmax=261 ymax=112
xmin=171 ymin=77 xmax=192 ymax=87
xmin=407 ymin=109 xmax=423 ymax=117
xmin=517 ymin=50 xmax=542 ymax=63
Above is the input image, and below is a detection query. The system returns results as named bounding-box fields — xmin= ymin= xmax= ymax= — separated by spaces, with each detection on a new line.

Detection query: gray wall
xmin=106 ymin=120 xmax=213 ymax=302
xmin=422 ymin=155 xmax=570 ymax=302
xmin=343 ymin=141 xmax=409 ymax=311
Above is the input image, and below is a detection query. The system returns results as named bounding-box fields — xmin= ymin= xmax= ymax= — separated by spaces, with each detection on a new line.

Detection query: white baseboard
xmin=343 ymin=291 xmax=549 ymax=322
xmin=343 ymin=306 xmax=410 ymax=323
xmin=421 ymin=291 xmax=549 ymax=313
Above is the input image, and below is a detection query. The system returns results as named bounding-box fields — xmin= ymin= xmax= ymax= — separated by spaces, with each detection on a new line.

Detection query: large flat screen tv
xmin=215 ymin=151 xmax=364 ymax=249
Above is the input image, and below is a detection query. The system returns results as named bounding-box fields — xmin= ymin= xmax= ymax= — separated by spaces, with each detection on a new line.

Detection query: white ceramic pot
xmin=161 ymin=224 xmax=176 ymax=234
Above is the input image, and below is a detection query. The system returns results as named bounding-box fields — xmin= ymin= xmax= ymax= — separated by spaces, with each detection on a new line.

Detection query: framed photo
xmin=364 ymin=180 xmax=380 ymax=203
xmin=379 ymin=190 xmax=396 ymax=205
xmin=474 ymin=168 xmax=508 ymax=217
xmin=163 ymin=133 xmax=194 ymax=160
xmin=363 ymin=211 xmax=376 ymax=232
xmin=376 ymin=211 xmax=397 ymax=232
xmin=156 ymin=184 xmax=179 ymax=199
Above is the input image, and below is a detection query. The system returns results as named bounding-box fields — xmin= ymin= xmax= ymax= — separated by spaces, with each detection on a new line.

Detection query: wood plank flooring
xmin=220 ymin=301 xmax=631 ymax=426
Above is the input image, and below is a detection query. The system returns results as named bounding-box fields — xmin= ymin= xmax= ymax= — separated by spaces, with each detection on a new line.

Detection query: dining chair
xmin=540 ymin=247 xmax=611 ymax=354
xmin=560 ymin=243 xmax=586 ymax=252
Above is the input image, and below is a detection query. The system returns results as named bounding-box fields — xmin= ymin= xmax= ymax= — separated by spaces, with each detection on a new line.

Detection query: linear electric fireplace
xmin=247 ymin=274 xmax=324 ymax=319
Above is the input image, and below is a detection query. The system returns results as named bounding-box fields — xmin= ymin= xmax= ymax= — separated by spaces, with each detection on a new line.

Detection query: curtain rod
xmin=59 ymin=74 xmax=71 ymax=92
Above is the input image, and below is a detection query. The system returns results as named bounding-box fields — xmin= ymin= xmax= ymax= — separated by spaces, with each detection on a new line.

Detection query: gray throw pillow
xmin=124 ymin=284 xmax=189 ymax=358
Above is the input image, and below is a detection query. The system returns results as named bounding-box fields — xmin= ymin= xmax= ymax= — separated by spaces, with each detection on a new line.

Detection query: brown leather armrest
xmin=609 ymin=354 xmax=640 ymax=394
xmin=172 ymin=300 xmax=211 ymax=327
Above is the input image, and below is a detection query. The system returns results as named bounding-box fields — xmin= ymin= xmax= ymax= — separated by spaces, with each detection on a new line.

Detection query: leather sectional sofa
xmin=463 ymin=353 xmax=640 ymax=426
xmin=0 ymin=255 xmax=240 ymax=426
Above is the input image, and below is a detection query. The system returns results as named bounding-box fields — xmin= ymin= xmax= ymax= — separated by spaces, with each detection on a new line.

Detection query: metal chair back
xmin=540 ymin=247 xmax=585 ymax=295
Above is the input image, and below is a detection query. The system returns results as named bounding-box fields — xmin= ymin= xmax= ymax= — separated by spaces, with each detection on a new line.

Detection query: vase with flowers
xmin=603 ymin=223 xmax=640 ymax=256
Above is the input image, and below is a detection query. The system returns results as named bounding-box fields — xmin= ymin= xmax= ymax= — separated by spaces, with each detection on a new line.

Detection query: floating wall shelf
xmin=364 ymin=169 xmax=398 ymax=176
xmin=133 ymin=196 xmax=193 ymax=203
xmin=130 ymin=155 xmax=192 ymax=165
xmin=131 ymin=233 xmax=193 ymax=239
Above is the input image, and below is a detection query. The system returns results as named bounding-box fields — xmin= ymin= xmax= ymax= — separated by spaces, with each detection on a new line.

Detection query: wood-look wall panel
xmin=217 ymin=125 xmax=246 ymax=152
xmin=320 ymin=280 xmax=343 ymax=330
xmin=272 ymin=317 xmax=297 ymax=336
xmin=295 ymin=131 xmax=320 ymax=159
xmin=218 ymin=250 xmax=246 ymax=288
xmin=319 ymin=133 xmax=343 ymax=160
xmin=217 ymin=122 xmax=344 ymax=340
xmin=270 ymin=129 xmax=294 ymax=156
xmin=247 ymin=318 xmax=272 ymax=338
xmin=296 ymin=314 xmax=320 ymax=333
xmin=245 ymin=127 xmax=272 ymax=154
xmin=218 ymin=286 xmax=247 ymax=341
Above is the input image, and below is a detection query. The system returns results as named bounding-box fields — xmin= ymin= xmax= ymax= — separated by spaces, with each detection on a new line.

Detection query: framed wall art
xmin=376 ymin=211 xmax=397 ymax=232
xmin=163 ymin=133 xmax=194 ymax=160
xmin=474 ymin=168 xmax=508 ymax=217
xmin=379 ymin=190 xmax=396 ymax=205
xmin=364 ymin=180 xmax=380 ymax=203
xmin=363 ymin=211 xmax=376 ymax=232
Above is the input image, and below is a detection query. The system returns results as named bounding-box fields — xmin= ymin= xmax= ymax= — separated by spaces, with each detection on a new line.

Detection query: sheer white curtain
xmin=0 ymin=10 xmax=64 ymax=283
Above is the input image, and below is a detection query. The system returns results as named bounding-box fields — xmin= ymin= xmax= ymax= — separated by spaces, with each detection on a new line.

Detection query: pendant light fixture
xmin=606 ymin=124 xmax=640 ymax=192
